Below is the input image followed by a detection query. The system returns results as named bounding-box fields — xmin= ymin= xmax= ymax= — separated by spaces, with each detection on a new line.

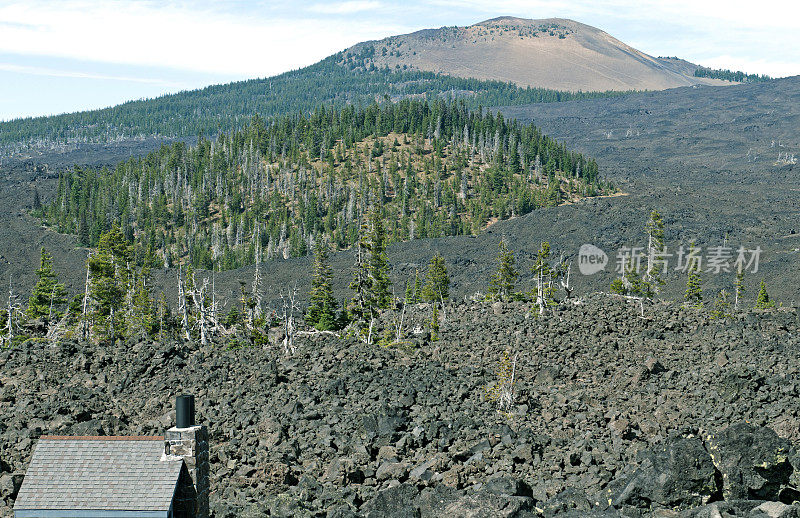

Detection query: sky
xmin=1 ymin=0 xmax=799 ymax=121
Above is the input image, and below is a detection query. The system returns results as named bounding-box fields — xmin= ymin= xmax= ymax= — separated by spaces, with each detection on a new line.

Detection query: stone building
xmin=13 ymin=395 xmax=208 ymax=518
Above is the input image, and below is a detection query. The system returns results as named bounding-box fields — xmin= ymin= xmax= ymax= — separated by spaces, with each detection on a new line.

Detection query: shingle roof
xmin=14 ymin=436 xmax=182 ymax=513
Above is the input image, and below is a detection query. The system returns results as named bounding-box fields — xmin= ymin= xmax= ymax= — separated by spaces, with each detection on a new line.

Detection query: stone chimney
xmin=165 ymin=394 xmax=209 ymax=518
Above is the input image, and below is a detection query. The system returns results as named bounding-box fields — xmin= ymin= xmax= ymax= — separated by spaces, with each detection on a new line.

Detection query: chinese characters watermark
xmin=578 ymin=244 xmax=762 ymax=276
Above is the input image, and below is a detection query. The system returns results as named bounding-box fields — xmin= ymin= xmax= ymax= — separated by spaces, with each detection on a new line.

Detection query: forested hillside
xmin=40 ymin=100 xmax=609 ymax=271
xmin=693 ymin=66 xmax=772 ymax=83
xmin=0 ymin=53 xmax=630 ymax=152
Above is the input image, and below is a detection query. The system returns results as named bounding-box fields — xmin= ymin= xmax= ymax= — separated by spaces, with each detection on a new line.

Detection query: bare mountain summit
xmin=343 ymin=16 xmax=731 ymax=92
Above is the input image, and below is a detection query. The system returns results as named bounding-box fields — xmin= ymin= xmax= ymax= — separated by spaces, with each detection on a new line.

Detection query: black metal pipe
xmin=176 ymin=394 xmax=195 ymax=428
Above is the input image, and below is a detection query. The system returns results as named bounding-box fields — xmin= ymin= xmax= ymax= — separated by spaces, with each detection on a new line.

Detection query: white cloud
xmin=0 ymin=0 xmax=407 ymax=76
xmin=308 ymin=1 xmax=383 ymax=14
xmin=0 ymin=0 xmax=797 ymax=80
xmin=427 ymin=0 xmax=800 ymax=28
xmin=426 ymin=0 xmax=800 ymax=76
xmin=0 ymin=62 xmax=184 ymax=86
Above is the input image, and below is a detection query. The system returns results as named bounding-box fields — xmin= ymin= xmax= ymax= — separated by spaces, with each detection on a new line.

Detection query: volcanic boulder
xmin=607 ymin=436 xmax=718 ymax=509
xmin=707 ymin=423 xmax=794 ymax=501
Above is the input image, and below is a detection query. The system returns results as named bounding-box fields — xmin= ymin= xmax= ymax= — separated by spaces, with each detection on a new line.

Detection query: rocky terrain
xmin=346 ymin=17 xmax=732 ymax=92
xmin=2 ymin=296 xmax=800 ymax=516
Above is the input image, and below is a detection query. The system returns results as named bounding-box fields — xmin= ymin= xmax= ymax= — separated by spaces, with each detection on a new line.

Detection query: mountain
xmin=343 ymin=16 xmax=731 ymax=92
xmin=0 ymin=55 xmax=625 ymax=154
xmin=0 ymin=15 xmax=725 ymax=155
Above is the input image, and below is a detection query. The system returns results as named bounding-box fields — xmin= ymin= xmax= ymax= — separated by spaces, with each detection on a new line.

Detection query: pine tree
xmin=32 ymin=188 xmax=42 ymax=213
xmin=754 ymin=280 xmax=775 ymax=310
xmin=430 ymin=304 xmax=440 ymax=342
xmin=684 ymin=262 xmax=703 ymax=307
xmin=413 ymin=271 xmax=423 ymax=302
xmin=27 ymin=247 xmax=68 ymax=321
xmin=128 ymin=270 xmax=154 ymax=338
xmin=610 ymin=278 xmax=627 ymax=295
xmin=643 ymin=210 xmax=666 ymax=294
xmin=368 ymin=209 xmax=392 ymax=309
xmin=489 ymin=239 xmax=518 ymax=300
xmin=734 ymin=268 xmax=745 ymax=311
xmin=306 ymin=239 xmax=339 ymax=330
xmin=404 ymin=278 xmax=414 ymax=304
xmin=78 ymin=210 xmax=90 ymax=246
xmin=711 ymin=290 xmax=731 ymax=319
xmin=422 ymin=252 xmax=449 ymax=302
xmin=348 ymin=217 xmax=375 ymax=323
xmin=89 ymin=226 xmax=132 ymax=341
xmin=610 ymin=263 xmax=647 ymax=297
xmin=531 ymin=241 xmax=555 ymax=311
xmin=545 ymin=177 xmax=560 ymax=207
xmin=625 ymin=264 xmax=648 ymax=297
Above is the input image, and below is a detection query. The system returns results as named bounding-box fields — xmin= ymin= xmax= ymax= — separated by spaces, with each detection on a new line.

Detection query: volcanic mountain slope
xmin=344 ymin=16 xmax=732 ymax=92
xmin=0 ymin=16 xmax=728 ymax=154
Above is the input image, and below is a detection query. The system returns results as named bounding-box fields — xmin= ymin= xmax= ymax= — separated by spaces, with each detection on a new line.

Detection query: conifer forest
xmin=41 ymin=100 xmax=609 ymax=272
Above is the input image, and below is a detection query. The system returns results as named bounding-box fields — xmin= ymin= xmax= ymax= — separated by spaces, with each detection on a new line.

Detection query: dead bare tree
xmin=211 ymin=272 xmax=218 ymax=325
xmin=280 ymin=282 xmax=300 ymax=355
xmin=559 ymin=257 xmax=573 ymax=300
xmin=158 ymin=295 xmax=166 ymax=341
xmin=252 ymin=262 xmax=263 ymax=325
xmin=3 ymin=280 xmax=22 ymax=347
xmin=46 ymin=310 xmax=70 ymax=342
xmin=189 ymin=274 xmax=219 ymax=346
xmin=177 ymin=267 xmax=190 ymax=340
xmin=498 ymin=352 xmax=518 ymax=413
xmin=534 ymin=267 xmax=547 ymax=316
xmin=395 ymin=300 xmax=406 ymax=343
xmin=487 ymin=350 xmax=518 ymax=417
xmin=366 ymin=316 xmax=375 ymax=346
xmin=81 ymin=254 xmax=91 ymax=341
xmin=251 ymin=226 xmax=264 ymax=324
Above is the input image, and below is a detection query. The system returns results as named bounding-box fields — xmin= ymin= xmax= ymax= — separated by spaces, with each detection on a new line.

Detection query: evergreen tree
xmin=223 ymin=305 xmax=242 ymax=327
xmin=128 ymin=270 xmax=154 ymax=338
xmin=754 ymin=280 xmax=775 ymax=310
xmin=545 ymin=180 xmax=561 ymax=207
xmin=609 ymin=278 xmax=627 ymax=295
xmin=489 ymin=238 xmax=518 ymax=300
xmin=348 ymin=217 xmax=375 ymax=323
xmin=531 ymin=241 xmax=557 ymax=309
xmin=404 ymin=278 xmax=414 ymax=304
xmin=89 ymin=226 xmax=132 ymax=341
xmin=734 ymin=268 xmax=746 ymax=311
xmin=306 ymin=240 xmax=339 ymax=330
xmin=611 ymin=263 xmax=647 ymax=297
xmin=413 ymin=271 xmax=423 ymax=302
xmin=27 ymin=247 xmax=68 ymax=321
xmin=625 ymin=264 xmax=648 ymax=297
xmin=32 ymin=188 xmax=42 ymax=213
xmin=430 ymin=304 xmax=440 ymax=342
xmin=643 ymin=210 xmax=666 ymax=294
xmin=711 ymin=290 xmax=731 ymax=319
xmin=422 ymin=252 xmax=449 ymax=302
xmin=684 ymin=262 xmax=703 ymax=307
xmin=368 ymin=209 xmax=392 ymax=309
